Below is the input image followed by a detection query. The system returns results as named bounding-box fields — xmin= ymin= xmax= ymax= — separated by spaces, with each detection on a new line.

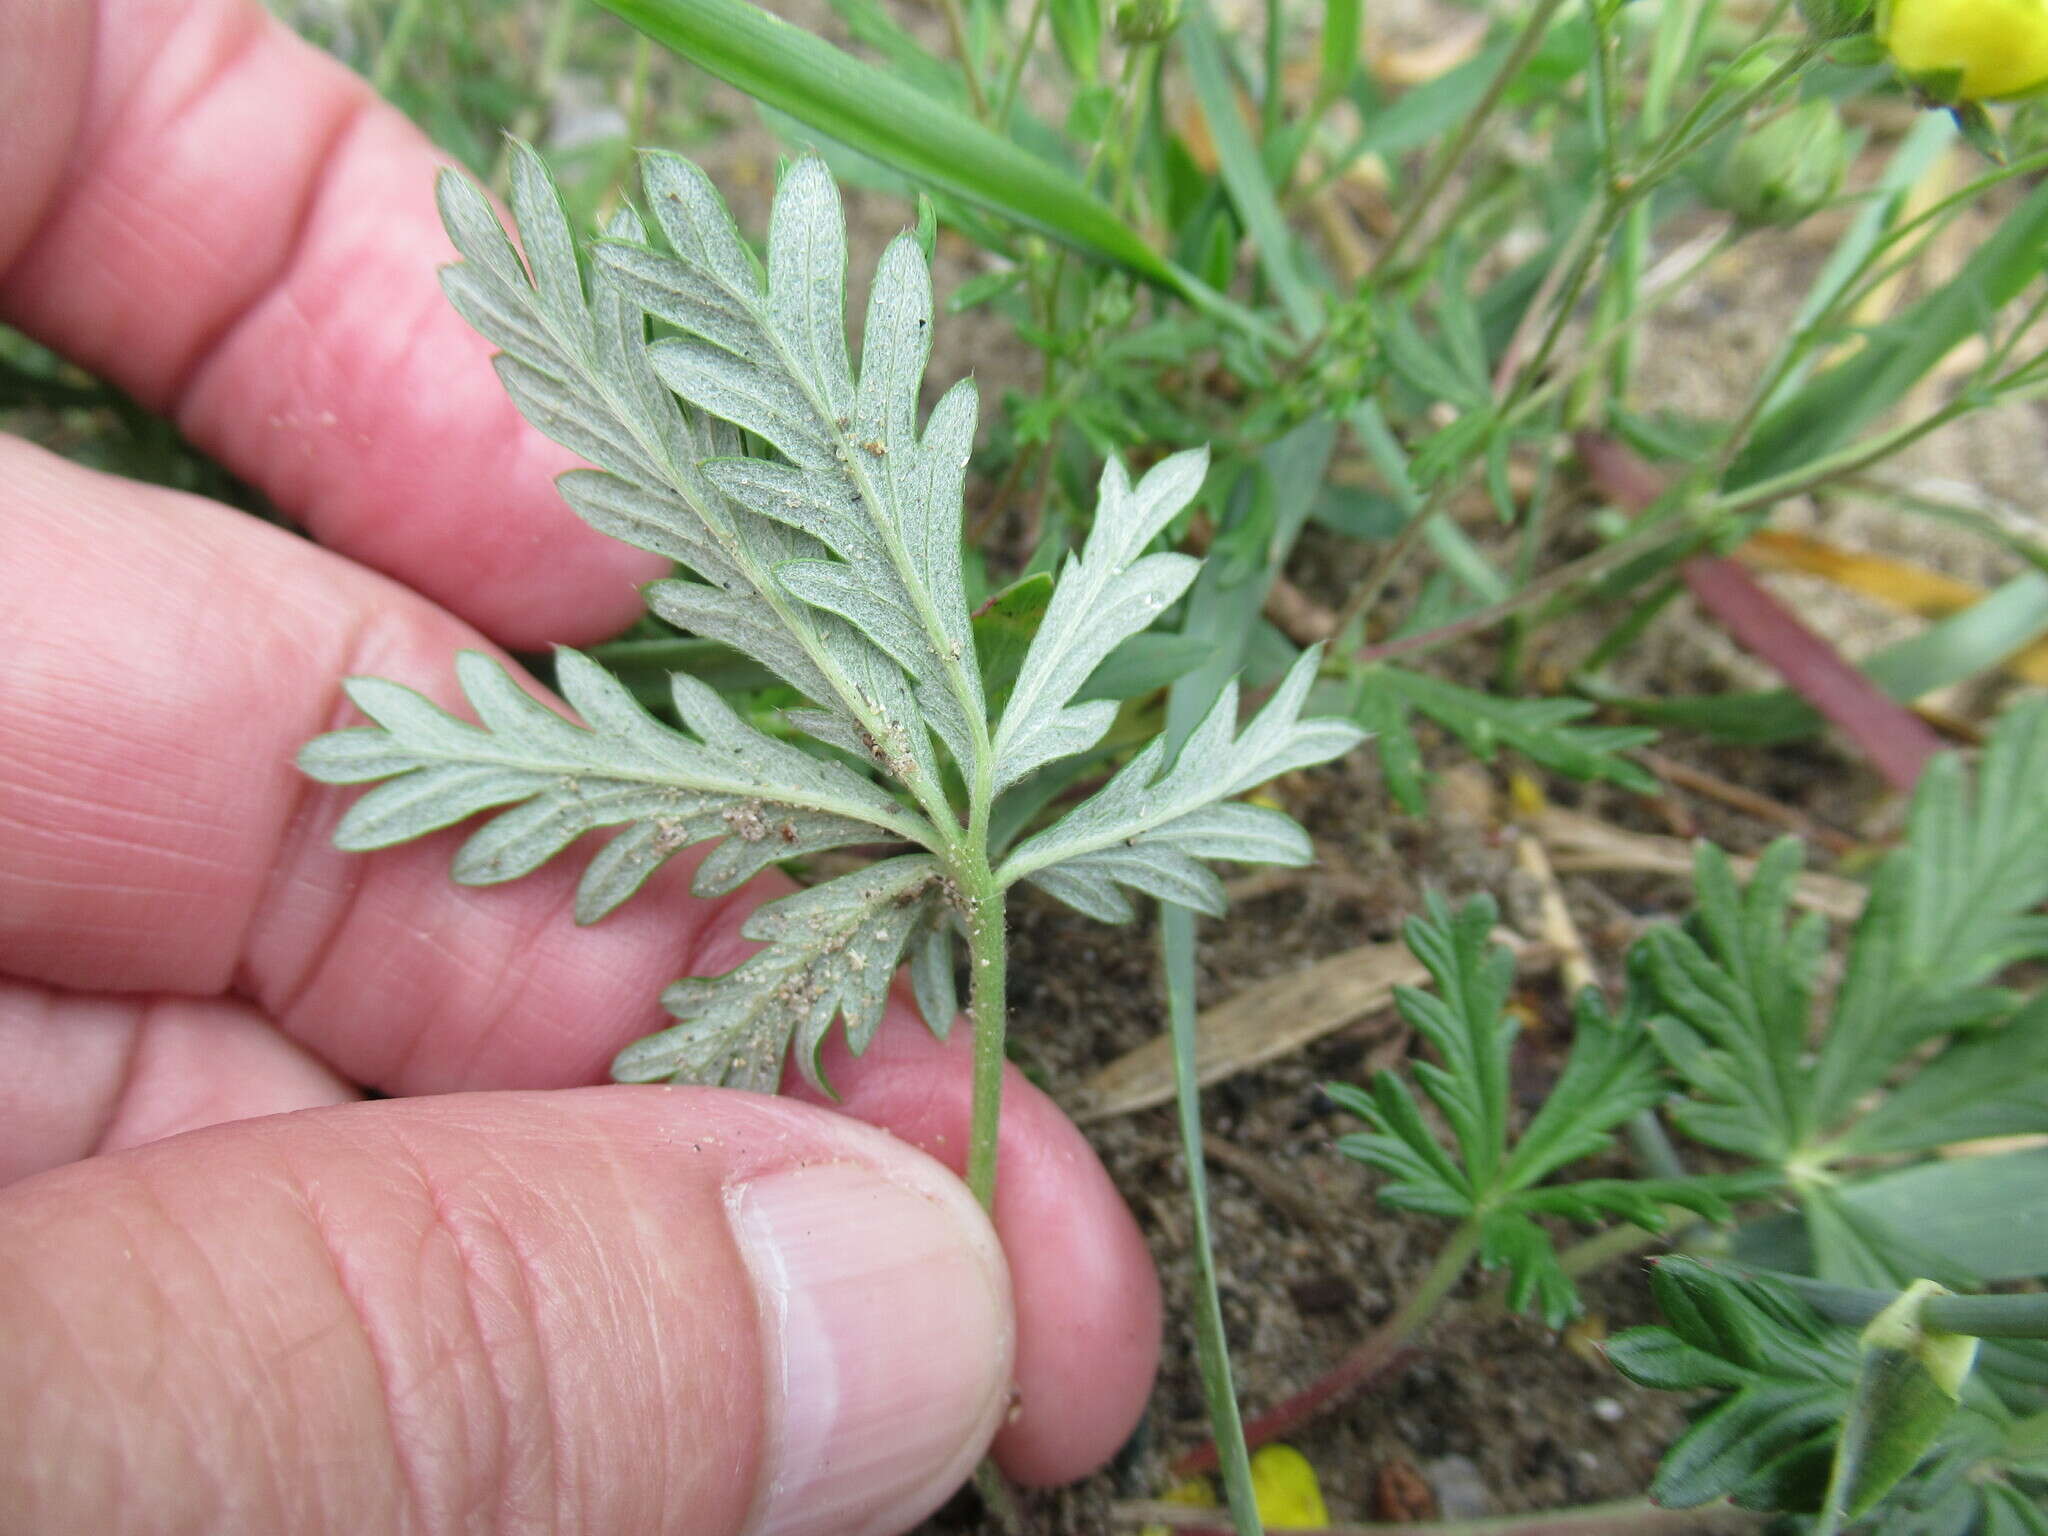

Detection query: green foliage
xmin=1348 ymin=664 xmax=1659 ymax=815
xmin=1608 ymin=1260 xmax=2037 ymax=1530
xmin=1632 ymin=700 xmax=2048 ymax=1183
xmin=1609 ymin=1260 xmax=1867 ymax=1512
xmin=301 ymin=146 xmax=1362 ymax=1095
xmin=1612 ymin=1262 xmax=2048 ymax=1533
xmin=1328 ymin=892 xmax=1729 ymax=1325
xmin=592 ymin=0 xmax=1181 ymax=285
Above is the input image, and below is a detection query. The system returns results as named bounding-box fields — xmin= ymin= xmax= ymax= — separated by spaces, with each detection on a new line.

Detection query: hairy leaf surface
xmin=298 ymin=650 xmax=924 ymax=924
xmin=612 ymin=855 xmax=945 ymax=1093
xmin=998 ymin=647 xmax=1365 ymax=919
xmin=598 ymin=152 xmax=987 ymax=784
xmin=993 ymin=450 xmax=1207 ymax=788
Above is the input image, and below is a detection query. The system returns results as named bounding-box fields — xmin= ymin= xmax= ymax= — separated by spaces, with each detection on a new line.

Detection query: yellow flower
xmin=1879 ymin=0 xmax=2048 ymax=100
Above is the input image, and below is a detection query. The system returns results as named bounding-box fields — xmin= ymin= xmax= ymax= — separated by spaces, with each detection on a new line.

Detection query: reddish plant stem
xmin=1170 ymin=1344 xmax=1427 ymax=1478
xmin=1170 ymin=1222 xmax=1482 ymax=1477
xmin=1678 ymin=558 xmax=1943 ymax=791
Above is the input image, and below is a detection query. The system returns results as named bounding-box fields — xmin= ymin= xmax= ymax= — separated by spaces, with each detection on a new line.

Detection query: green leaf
xmin=1181 ymin=2 xmax=1324 ymax=337
xmin=1316 ymin=0 xmax=1362 ymax=109
xmin=297 ymin=650 xmax=925 ymax=923
xmin=1050 ymin=0 xmax=1101 ymax=83
xmin=1729 ymin=178 xmax=2048 ymax=491
xmin=1354 ymin=36 xmax=1515 ymax=156
xmin=1394 ymin=891 xmax=1516 ymax=1186
xmin=593 ymin=0 xmax=1181 ymax=284
xmin=1330 ymin=894 xmax=1723 ymax=1322
xmin=1499 ymin=986 xmax=1671 ymax=1190
xmin=972 ymin=571 xmax=1055 ymax=718
xmin=308 ymin=146 xmax=1349 ymax=1101
xmin=1609 ymin=1259 xmax=1860 ymax=1512
xmin=1802 ymin=1181 xmax=1979 ymax=1291
xmin=999 ymin=647 xmax=1366 ymax=919
xmin=1836 ymin=992 xmax=2048 ymax=1157
xmin=1359 ymin=665 xmax=1659 ymax=796
xmin=1330 ymin=1074 xmax=1478 ymax=1219
xmin=613 ymin=854 xmax=946 ymax=1093
xmin=1351 ymin=679 xmax=1426 ymax=814
xmin=1739 ymin=1149 xmax=2048 ymax=1287
xmin=1479 ymin=1209 xmax=1579 ymax=1328
xmin=993 ymin=451 xmax=1206 ymax=788
xmin=1812 ymin=700 xmax=2048 ymax=1132
xmin=1630 ymin=839 xmax=1823 ymax=1163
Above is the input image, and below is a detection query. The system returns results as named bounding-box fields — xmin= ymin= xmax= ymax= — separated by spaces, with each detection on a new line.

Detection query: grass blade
xmin=595 ymin=0 xmax=1175 ymax=282
xmin=1730 ymin=177 xmax=2048 ymax=490
xmin=1182 ymin=2 xmax=1324 ymax=337
xmin=1316 ymin=0 xmax=1363 ymax=112
xmin=1161 ymin=901 xmax=1264 ymax=1535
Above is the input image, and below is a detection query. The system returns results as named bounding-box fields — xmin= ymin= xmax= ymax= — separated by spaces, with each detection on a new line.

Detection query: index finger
xmin=0 ymin=0 xmax=662 ymax=648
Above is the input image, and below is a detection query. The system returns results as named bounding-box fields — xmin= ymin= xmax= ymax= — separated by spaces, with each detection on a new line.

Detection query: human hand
xmin=0 ymin=3 xmax=1161 ymax=1532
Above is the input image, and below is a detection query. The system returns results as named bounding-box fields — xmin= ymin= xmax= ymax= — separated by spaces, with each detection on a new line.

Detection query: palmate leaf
xmin=1608 ymin=1259 xmax=1862 ymax=1512
xmin=1814 ymin=698 xmax=2048 ymax=1137
xmin=1632 ymin=700 xmax=2048 ymax=1174
xmin=1629 ymin=838 xmax=1824 ymax=1163
xmin=297 ymin=650 xmax=925 ymax=923
xmin=1610 ymin=1260 xmax=2020 ymax=1531
xmin=996 ymin=647 xmax=1366 ymax=920
xmin=612 ymin=855 xmax=946 ymax=1094
xmin=1328 ymin=895 xmax=1725 ymax=1325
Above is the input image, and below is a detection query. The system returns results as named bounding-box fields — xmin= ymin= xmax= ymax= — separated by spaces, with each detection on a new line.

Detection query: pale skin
xmin=0 ymin=1 xmax=1163 ymax=1531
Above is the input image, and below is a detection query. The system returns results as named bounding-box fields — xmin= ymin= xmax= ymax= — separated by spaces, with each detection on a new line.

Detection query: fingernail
xmin=730 ymin=1160 xmax=1013 ymax=1536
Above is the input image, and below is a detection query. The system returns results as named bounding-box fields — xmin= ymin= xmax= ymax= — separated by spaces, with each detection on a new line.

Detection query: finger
xmin=793 ymin=1019 xmax=1163 ymax=1486
xmin=1 ymin=441 xmax=1166 ymax=1482
xmin=0 ymin=0 xmax=660 ymax=647
xmin=0 ymin=979 xmax=355 ymax=1187
xmin=0 ymin=434 xmax=713 ymax=1090
xmin=0 ymin=1088 xmax=1013 ymax=1536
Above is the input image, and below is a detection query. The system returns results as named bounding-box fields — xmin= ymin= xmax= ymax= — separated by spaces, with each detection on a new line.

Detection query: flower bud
xmin=1879 ymin=0 xmax=2048 ymax=99
xmin=1113 ymin=0 xmax=1182 ymax=44
xmin=1712 ymin=101 xmax=1850 ymax=227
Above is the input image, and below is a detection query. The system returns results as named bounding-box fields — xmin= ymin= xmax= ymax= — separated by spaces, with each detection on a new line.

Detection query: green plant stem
xmin=1111 ymin=1496 xmax=1738 ymax=1534
xmin=1343 ymin=500 xmax=1701 ymax=667
xmin=1507 ymin=225 xmax=1739 ymax=428
xmin=997 ymin=0 xmax=1053 ymax=125
xmin=936 ymin=0 xmax=992 ymax=118
xmin=1365 ymin=0 xmax=1570 ymax=283
xmin=963 ymin=874 xmax=1010 ymax=1211
xmin=1172 ymin=1219 xmax=1483 ymax=1476
xmin=371 ymin=0 xmax=432 ymax=96
xmin=1163 ymin=903 xmax=1264 ymax=1531
xmin=1710 ymin=396 xmax=1978 ymax=520
xmin=1632 ymin=36 xmax=1826 ymax=190
xmin=1331 ymin=481 xmax=1452 ymax=641
xmin=1553 ymin=1219 xmax=1667 ymax=1280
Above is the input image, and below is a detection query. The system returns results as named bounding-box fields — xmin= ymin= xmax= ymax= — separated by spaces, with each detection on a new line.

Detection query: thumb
xmin=0 ymin=1087 xmax=1014 ymax=1536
